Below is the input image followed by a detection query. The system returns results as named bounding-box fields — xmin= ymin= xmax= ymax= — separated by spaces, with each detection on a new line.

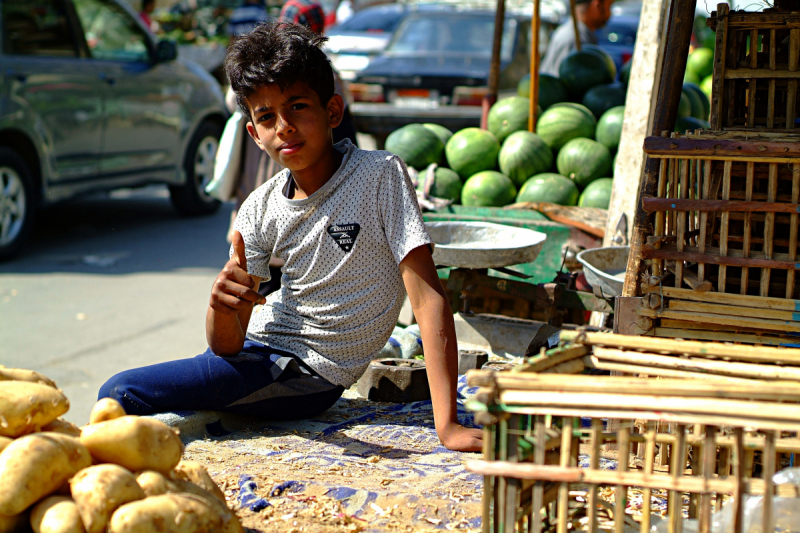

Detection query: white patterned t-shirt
xmin=231 ymin=139 xmax=433 ymax=388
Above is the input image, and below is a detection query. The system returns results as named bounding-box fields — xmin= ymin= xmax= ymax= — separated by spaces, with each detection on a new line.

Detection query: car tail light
xmin=621 ymin=52 xmax=633 ymax=65
xmin=452 ymin=86 xmax=489 ymax=106
xmin=348 ymin=83 xmax=385 ymax=103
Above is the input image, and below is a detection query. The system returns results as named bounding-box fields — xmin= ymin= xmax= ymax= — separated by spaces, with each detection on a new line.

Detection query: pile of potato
xmin=0 ymin=366 xmax=243 ymax=533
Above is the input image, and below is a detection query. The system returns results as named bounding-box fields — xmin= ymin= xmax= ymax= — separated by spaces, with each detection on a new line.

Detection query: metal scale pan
xmin=425 ymin=221 xmax=547 ymax=270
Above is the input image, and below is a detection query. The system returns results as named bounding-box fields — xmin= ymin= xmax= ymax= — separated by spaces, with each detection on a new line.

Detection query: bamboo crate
xmin=465 ymin=364 xmax=800 ymax=533
xmin=637 ymin=131 xmax=800 ymax=341
xmin=708 ymin=4 xmax=800 ymax=132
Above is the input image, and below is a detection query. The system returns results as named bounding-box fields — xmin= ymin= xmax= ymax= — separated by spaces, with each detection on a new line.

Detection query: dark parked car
xmin=0 ymin=0 xmax=229 ymax=259
xmin=324 ymin=3 xmax=409 ymax=81
xmin=596 ymin=1 xmax=641 ymax=73
xmin=348 ymin=5 xmax=561 ymax=136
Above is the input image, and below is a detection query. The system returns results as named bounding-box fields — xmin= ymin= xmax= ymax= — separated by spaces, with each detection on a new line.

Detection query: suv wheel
xmin=169 ymin=121 xmax=223 ymax=216
xmin=0 ymin=148 xmax=36 ymax=261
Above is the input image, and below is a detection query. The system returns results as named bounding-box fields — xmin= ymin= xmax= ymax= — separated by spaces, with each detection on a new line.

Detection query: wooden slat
xmin=762 ymin=431 xmax=776 ymax=533
xmin=789 ymin=164 xmax=800 ymax=298
xmin=666 ymin=299 xmax=800 ymax=323
xmin=531 ymin=416 xmax=545 ymax=533
xmin=746 ymin=29 xmax=758 ymax=128
xmin=638 ymin=284 xmax=800 ymax=312
xmin=767 ymin=29 xmax=776 ymax=129
xmin=732 ymin=429 xmax=744 ymax=532
xmin=640 ymin=422 xmax=657 ymax=533
xmin=641 ymin=246 xmax=800 ymax=271
xmin=556 ymin=417 xmax=572 ymax=533
xmin=667 ymin=425 xmax=687 ymax=533
xmin=583 ymin=356 xmax=759 ymax=383
xmin=742 ymin=162 xmax=754 ymax=294
xmin=719 ymin=161 xmax=732 ymax=292
xmin=698 ymin=160 xmax=711 ymax=281
xmin=654 ymin=158 xmax=669 ymax=276
xmin=698 ymin=427 xmax=715 ymax=533
xmin=641 ymin=197 xmax=800 ymax=213
xmin=761 ymin=164 xmax=778 ymax=296
xmin=676 ymin=159 xmax=689 ymax=287
xmin=638 ymin=306 xmax=800 ymax=333
xmin=615 ymin=425 xmax=629 ymax=533
xmin=710 ymin=4 xmax=729 ymax=131
xmin=724 ymin=68 xmax=800 ymax=80
xmin=787 ymin=29 xmax=799 ymax=129
xmin=653 ymin=327 xmax=800 ymax=346
xmin=587 ymin=419 xmax=601 ymax=533
xmin=643 ymin=135 xmax=800 ymax=159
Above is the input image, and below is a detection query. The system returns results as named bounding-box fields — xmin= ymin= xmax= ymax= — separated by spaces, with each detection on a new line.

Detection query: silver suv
xmin=0 ymin=0 xmax=229 ymax=259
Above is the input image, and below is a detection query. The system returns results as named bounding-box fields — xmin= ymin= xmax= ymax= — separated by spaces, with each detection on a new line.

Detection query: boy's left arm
xmin=400 ymin=244 xmax=483 ymax=453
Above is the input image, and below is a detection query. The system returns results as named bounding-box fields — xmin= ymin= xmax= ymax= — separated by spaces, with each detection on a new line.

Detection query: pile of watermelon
xmin=384 ymin=42 xmax=713 ymax=210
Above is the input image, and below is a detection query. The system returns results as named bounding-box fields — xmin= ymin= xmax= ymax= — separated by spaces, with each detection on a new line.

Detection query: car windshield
xmin=332 ymin=8 xmax=403 ymax=33
xmin=388 ymin=15 xmax=517 ymax=60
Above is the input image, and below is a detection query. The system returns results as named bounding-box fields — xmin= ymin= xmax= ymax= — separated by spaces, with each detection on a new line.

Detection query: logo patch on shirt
xmin=327 ymin=223 xmax=360 ymax=252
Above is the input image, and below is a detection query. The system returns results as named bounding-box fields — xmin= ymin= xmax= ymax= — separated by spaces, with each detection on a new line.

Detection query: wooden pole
xmin=481 ymin=0 xmax=505 ymax=130
xmin=569 ymin=0 xmax=582 ymax=51
xmin=621 ymin=0 xmax=697 ymax=297
xmin=528 ymin=0 xmax=541 ymax=132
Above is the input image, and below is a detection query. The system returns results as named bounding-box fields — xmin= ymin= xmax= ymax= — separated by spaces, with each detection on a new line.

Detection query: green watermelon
xmin=517 ymin=73 xmax=569 ymax=110
xmin=517 ymin=173 xmax=579 ymax=206
xmin=682 ymin=82 xmax=710 ymax=120
xmin=559 ymin=50 xmax=615 ymax=100
xmin=445 ymin=128 xmax=500 ymax=180
xmin=700 ymin=75 xmax=713 ymax=100
xmin=536 ymin=104 xmax=597 ymax=151
xmin=686 ymin=48 xmax=714 ymax=81
xmin=678 ymin=91 xmax=692 ymax=118
xmin=595 ymin=106 xmax=625 ymax=152
xmin=422 ymin=123 xmax=453 ymax=147
xmin=620 ymin=59 xmax=632 ymax=86
xmin=498 ymin=131 xmax=553 ymax=188
xmin=578 ymin=177 xmax=613 ymax=208
xmin=488 ymin=96 xmax=537 ymax=144
xmin=675 ymin=116 xmax=710 ymax=133
xmin=461 ymin=171 xmax=517 ymax=207
xmin=581 ymin=83 xmax=627 ymax=120
xmin=581 ymin=44 xmax=618 ymax=80
xmin=425 ymin=167 xmax=462 ymax=202
xmin=385 ymin=124 xmax=443 ymax=169
xmin=684 ymin=70 xmax=701 ymax=86
xmin=556 ymin=138 xmax=612 ymax=188
xmin=680 ymin=86 xmax=705 ymax=120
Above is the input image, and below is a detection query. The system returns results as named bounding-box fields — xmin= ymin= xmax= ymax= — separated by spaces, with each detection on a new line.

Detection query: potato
xmin=0 ymin=433 xmax=92 ymax=516
xmin=134 ymin=472 xmax=242 ymax=533
xmin=79 ymin=416 xmax=183 ymax=473
xmin=171 ymin=460 xmax=226 ymax=503
xmin=42 ymin=418 xmax=81 ymax=438
xmin=109 ymin=493 xmax=235 ymax=533
xmin=0 ymin=381 xmax=69 ymax=437
xmin=0 ymin=511 xmax=28 ymax=533
xmin=88 ymin=398 xmax=125 ymax=425
xmin=0 ymin=437 xmax=11 ymax=454
xmin=0 ymin=365 xmax=57 ymax=388
xmin=70 ymin=465 xmax=145 ymax=533
xmin=30 ymin=496 xmax=85 ymax=533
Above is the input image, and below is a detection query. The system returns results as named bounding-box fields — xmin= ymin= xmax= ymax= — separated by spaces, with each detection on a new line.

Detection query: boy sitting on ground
xmin=99 ymin=22 xmax=482 ymax=452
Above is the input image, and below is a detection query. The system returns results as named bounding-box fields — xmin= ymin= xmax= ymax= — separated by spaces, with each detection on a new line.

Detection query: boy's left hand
xmin=438 ymin=422 xmax=483 ymax=453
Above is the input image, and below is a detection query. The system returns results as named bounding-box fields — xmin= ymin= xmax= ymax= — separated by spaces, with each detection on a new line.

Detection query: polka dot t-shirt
xmin=232 ymin=139 xmax=433 ymax=388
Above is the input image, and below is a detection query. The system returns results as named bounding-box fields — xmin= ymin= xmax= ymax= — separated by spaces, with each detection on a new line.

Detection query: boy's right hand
xmin=209 ymin=230 xmax=266 ymax=315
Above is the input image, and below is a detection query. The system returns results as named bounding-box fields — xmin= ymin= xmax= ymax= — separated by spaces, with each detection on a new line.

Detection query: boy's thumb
xmin=232 ymin=230 xmax=247 ymax=269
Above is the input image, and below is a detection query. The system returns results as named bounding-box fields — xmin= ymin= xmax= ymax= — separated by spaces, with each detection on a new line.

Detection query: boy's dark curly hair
xmin=224 ymin=22 xmax=335 ymax=118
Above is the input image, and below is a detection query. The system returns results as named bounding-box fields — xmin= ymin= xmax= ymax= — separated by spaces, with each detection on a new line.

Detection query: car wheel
xmin=169 ymin=121 xmax=223 ymax=216
xmin=0 ymin=148 xmax=36 ymax=261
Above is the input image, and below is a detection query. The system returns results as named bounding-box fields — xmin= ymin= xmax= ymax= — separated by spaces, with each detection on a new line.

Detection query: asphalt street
xmin=0 ymin=186 xmax=235 ymax=425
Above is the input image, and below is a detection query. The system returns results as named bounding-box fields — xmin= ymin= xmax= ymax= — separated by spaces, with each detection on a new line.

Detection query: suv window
xmin=1 ymin=0 xmax=79 ymax=57
xmin=73 ymin=0 xmax=150 ymax=62
xmin=389 ymin=15 xmax=517 ymax=61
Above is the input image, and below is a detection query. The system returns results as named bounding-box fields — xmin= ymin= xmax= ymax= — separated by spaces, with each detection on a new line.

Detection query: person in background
xmin=539 ymin=0 xmax=612 ymax=76
xmin=228 ymin=0 xmax=269 ymax=36
xmin=139 ymin=0 xmax=157 ymax=32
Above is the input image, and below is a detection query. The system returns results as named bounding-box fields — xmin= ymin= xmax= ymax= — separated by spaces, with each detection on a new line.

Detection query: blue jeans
xmin=98 ymin=340 xmax=344 ymax=420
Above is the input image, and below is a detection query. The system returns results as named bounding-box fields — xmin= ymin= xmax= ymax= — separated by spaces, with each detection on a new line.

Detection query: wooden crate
xmin=637 ymin=131 xmax=800 ymax=339
xmin=708 ymin=4 xmax=800 ymax=132
xmin=466 ymin=366 xmax=800 ymax=533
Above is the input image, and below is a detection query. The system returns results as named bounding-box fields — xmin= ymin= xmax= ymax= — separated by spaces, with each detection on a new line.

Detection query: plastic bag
xmin=652 ymin=467 xmax=800 ymax=533
xmin=205 ymin=110 xmax=246 ymax=201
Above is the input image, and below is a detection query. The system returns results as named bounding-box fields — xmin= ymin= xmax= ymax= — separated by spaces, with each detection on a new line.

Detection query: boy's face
xmin=244 ymin=81 xmax=344 ymax=176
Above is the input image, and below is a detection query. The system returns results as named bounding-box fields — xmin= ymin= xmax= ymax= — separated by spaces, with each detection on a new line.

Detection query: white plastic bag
xmin=205 ymin=110 xmax=246 ymax=201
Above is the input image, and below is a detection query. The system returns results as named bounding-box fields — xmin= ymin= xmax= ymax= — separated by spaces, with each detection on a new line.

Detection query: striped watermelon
xmin=498 ymin=131 xmax=553 ymax=188
xmin=556 ymin=138 xmax=612 ymax=188
xmin=488 ymin=96 xmax=540 ymax=144
xmin=461 ymin=171 xmax=516 ymax=207
xmin=536 ymin=104 xmax=597 ymax=151
xmin=445 ymin=128 xmax=500 ymax=180
xmin=558 ymin=50 xmax=615 ymax=100
xmin=385 ymin=124 xmax=443 ymax=169
xmin=578 ymin=177 xmax=613 ymax=208
xmin=517 ymin=173 xmax=579 ymax=206
xmin=581 ymin=83 xmax=627 ymax=120
xmin=595 ymin=106 xmax=625 ymax=152
xmin=517 ymin=73 xmax=568 ymax=110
